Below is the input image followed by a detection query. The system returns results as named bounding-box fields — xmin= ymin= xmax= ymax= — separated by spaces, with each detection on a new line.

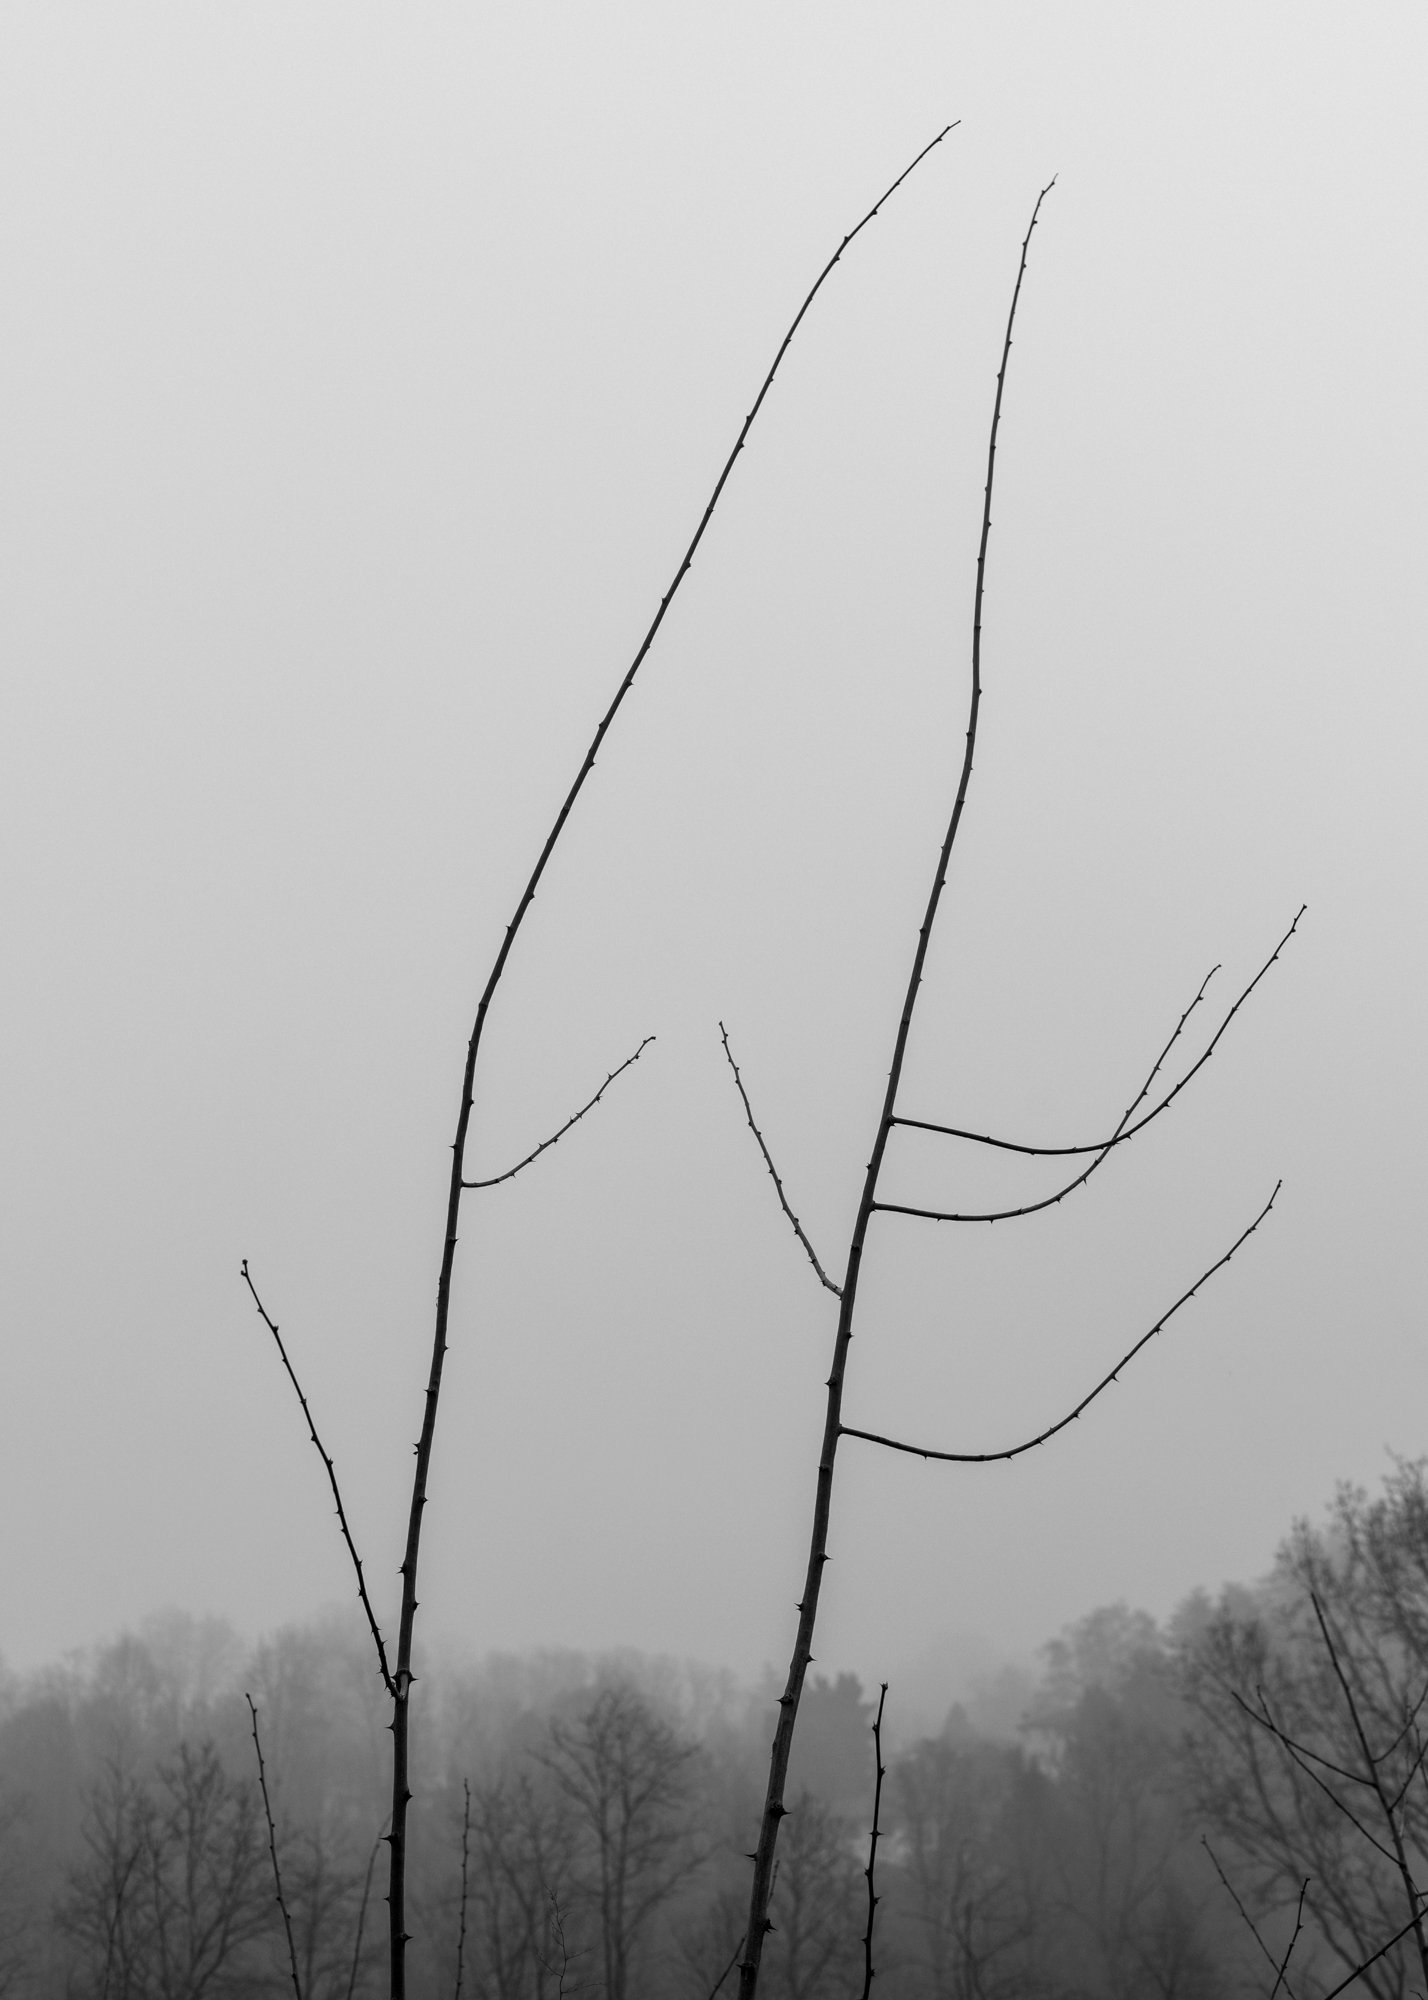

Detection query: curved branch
xmin=892 ymin=906 xmax=1304 ymax=1159
xmin=240 ymin=1260 xmax=395 ymax=1698
xmin=719 ymin=1022 xmax=842 ymax=1297
xmin=840 ymin=1183 xmax=1279 ymax=1464
xmin=876 ymin=962 xmax=1219 ymax=1225
xmin=462 ymin=1036 xmax=655 ymax=1188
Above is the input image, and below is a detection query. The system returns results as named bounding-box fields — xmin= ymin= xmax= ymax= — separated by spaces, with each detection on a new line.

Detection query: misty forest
xmin=8 ymin=1461 xmax=1428 ymax=1998
xmin=4 ymin=9 xmax=1426 ymax=2000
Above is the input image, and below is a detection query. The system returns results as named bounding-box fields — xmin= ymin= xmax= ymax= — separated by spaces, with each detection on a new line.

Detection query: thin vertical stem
xmin=246 ymin=1695 xmax=303 ymax=2000
xmin=738 ymin=179 xmax=1055 ymax=2000
xmin=452 ymin=1781 xmax=472 ymax=2000
xmin=859 ymin=1684 xmax=889 ymax=2000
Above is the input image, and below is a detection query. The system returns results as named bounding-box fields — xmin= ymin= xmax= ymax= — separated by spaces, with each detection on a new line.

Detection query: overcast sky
xmin=1 ymin=4 xmax=1424 ymax=1712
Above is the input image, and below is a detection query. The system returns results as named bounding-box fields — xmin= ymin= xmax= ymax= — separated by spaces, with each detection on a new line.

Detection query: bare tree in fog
xmin=539 ymin=1684 xmax=704 ymax=2000
xmin=239 ymin=126 xmax=958 ymax=1999
xmin=58 ymin=1744 xmax=273 ymax=2000
xmin=720 ymin=183 xmax=1299 ymax=1997
xmin=1184 ymin=1465 xmax=1428 ymax=1997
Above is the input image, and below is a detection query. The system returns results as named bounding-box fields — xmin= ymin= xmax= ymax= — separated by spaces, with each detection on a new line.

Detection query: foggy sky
xmin=1 ymin=4 xmax=1425 ymax=1705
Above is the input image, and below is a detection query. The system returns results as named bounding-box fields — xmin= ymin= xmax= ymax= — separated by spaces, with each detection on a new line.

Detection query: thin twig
xmin=719 ymin=1022 xmax=841 ymax=1297
xmin=344 ymin=1819 xmax=387 ymax=2000
xmin=1202 ymin=1838 xmax=1300 ymax=2000
xmin=707 ymin=1936 xmax=746 ymax=2000
xmin=1271 ymin=1880 xmax=1309 ymax=2000
xmin=240 ymin=1262 xmax=395 ymax=1698
xmin=860 ymin=1683 xmax=889 ymax=2000
xmin=840 ymin=1184 xmax=1279 ymax=1463
xmin=246 ymin=1695 xmax=303 ymax=2000
xmin=462 ymin=1037 xmax=655 ymax=1188
xmin=452 ymin=1779 xmax=472 ymax=2000
xmin=892 ymin=907 xmax=1304 ymax=1160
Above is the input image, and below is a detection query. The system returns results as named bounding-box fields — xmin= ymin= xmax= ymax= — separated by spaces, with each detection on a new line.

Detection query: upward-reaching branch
xmin=738 ymin=177 xmax=1057 ymax=2000
xmin=240 ymin=1261 xmax=395 ymax=1699
xmin=247 ymin=1695 xmax=303 ymax=2000
xmin=380 ymin=122 xmax=960 ymax=2000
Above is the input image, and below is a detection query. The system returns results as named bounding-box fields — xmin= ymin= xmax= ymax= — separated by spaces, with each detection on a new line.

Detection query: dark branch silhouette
xmin=1202 ymin=1839 xmax=1302 ymax=2000
xmin=462 ymin=1038 xmax=655 ymax=1189
xmin=738 ymin=176 xmax=1059 ymax=2000
xmin=246 ymin=1695 xmax=303 ymax=2000
xmin=719 ymin=1021 xmax=842 ymax=1297
xmin=859 ymin=1683 xmax=888 ymax=2000
xmin=840 ymin=1184 xmax=1279 ymax=1464
xmin=892 ymin=907 xmax=1304 ymax=1160
xmin=452 ymin=1779 xmax=471 ymax=2000
xmin=876 ymin=962 xmax=1220 ymax=1224
xmin=1272 ymin=1880 xmax=1309 ymax=2000
xmin=240 ymin=1262 xmax=395 ymax=1698
xmin=383 ymin=124 xmax=959 ymax=1996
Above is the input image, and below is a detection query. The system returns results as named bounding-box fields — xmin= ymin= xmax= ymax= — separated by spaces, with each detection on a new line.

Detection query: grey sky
xmin=1 ymin=4 xmax=1424 ymax=1700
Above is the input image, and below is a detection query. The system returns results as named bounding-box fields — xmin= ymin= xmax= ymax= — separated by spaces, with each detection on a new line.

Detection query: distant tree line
xmin=4 ymin=1461 xmax=1428 ymax=1998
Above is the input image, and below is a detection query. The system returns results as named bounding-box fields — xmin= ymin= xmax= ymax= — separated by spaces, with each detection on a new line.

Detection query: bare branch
xmin=240 ymin=1261 xmax=395 ymax=1698
xmin=246 ymin=1695 xmax=303 ymax=2000
xmin=719 ymin=1022 xmax=842 ymax=1297
xmin=452 ymin=1780 xmax=471 ymax=2000
xmin=840 ymin=1184 xmax=1279 ymax=1464
xmin=1271 ymin=1880 xmax=1310 ymax=2000
xmin=707 ymin=1937 xmax=746 ymax=2000
xmin=859 ymin=1683 xmax=889 ymax=2000
xmin=892 ymin=907 xmax=1304 ymax=1160
xmin=1320 ymin=1908 xmax=1428 ymax=2000
xmin=1233 ymin=1687 xmax=1399 ymax=1867
xmin=462 ymin=1037 xmax=655 ymax=1189
xmin=878 ymin=962 xmax=1218 ymax=1224
xmin=344 ymin=1820 xmax=387 ymax=2000
xmin=392 ymin=127 xmax=961 ymax=2000
xmin=1201 ymin=1839 xmax=1302 ymax=2000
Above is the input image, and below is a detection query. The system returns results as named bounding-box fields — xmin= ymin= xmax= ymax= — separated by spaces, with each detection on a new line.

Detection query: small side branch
xmin=240 ymin=1261 xmax=395 ymax=1698
xmin=840 ymin=1184 xmax=1279 ymax=1463
xmin=247 ymin=1695 xmax=303 ymax=2000
xmin=463 ymin=1036 xmax=655 ymax=1188
xmin=893 ymin=907 xmax=1304 ymax=1160
xmin=720 ymin=1022 xmax=842 ymax=1297
xmin=859 ymin=1683 xmax=889 ymax=2000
